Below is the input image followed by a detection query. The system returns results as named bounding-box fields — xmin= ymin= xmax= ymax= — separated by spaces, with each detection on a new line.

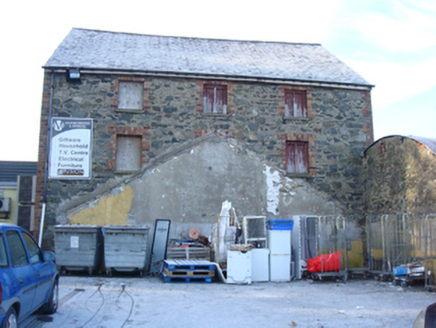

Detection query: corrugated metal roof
xmin=363 ymin=135 xmax=436 ymax=156
xmin=44 ymin=28 xmax=372 ymax=87
xmin=0 ymin=161 xmax=37 ymax=183
xmin=410 ymin=136 xmax=436 ymax=154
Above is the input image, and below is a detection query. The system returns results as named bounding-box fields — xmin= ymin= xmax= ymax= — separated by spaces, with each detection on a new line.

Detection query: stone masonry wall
xmin=364 ymin=136 xmax=436 ymax=214
xmin=36 ymin=72 xmax=373 ymax=247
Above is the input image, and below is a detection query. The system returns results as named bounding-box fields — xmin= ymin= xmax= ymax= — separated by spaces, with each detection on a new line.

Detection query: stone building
xmin=36 ymin=28 xmax=374 ymax=251
xmin=363 ymin=135 xmax=436 ymax=214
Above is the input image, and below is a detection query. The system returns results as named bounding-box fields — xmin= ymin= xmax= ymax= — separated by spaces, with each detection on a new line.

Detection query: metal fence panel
xmin=366 ymin=213 xmax=436 ymax=287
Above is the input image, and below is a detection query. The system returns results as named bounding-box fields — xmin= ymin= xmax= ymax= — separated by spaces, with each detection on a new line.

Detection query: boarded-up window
xmin=118 ymin=82 xmax=143 ymax=110
xmin=18 ymin=175 xmax=36 ymax=204
xmin=286 ymin=141 xmax=309 ymax=174
xmin=116 ymin=136 xmax=142 ymax=171
xmin=203 ymin=84 xmax=227 ymax=114
xmin=285 ymin=90 xmax=306 ymax=118
xmin=17 ymin=205 xmax=34 ymax=231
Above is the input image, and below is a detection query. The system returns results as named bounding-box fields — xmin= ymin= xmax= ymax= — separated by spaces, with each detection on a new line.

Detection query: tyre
xmin=1 ymin=307 xmax=18 ymax=328
xmin=41 ymin=279 xmax=59 ymax=314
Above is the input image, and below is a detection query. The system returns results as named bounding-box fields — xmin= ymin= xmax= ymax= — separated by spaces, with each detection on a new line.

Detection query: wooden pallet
xmin=166 ymin=247 xmax=211 ymax=260
xmin=163 ymin=268 xmax=215 ymax=277
xmin=161 ymin=274 xmax=213 ymax=283
xmin=163 ymin=259 xmax=216 ymax=271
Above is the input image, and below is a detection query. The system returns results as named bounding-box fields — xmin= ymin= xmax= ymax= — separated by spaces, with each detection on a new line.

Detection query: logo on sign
xmin=53 ymin=120 xmax=65 ymax=132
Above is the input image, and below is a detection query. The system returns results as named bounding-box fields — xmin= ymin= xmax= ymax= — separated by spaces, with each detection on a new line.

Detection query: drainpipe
xmin=38 ymin=70 xmax=54 ymax=247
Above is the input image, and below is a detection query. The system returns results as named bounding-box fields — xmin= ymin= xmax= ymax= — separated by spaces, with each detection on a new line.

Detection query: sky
xmin=1 ymin=0 xmax=435 ymax=161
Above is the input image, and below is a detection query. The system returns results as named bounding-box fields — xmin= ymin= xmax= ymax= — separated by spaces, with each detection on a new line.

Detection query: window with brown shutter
xmin=286 ymin=141 xmax=309 ymax=173
xmin=285 ymin=90 xmax=307 ymax=118
xmin=203 ymin=84 xmax=227 ymax=114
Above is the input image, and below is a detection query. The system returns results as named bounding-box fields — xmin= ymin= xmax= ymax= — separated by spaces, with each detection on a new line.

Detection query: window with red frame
xmin=285 ymin=90 xmax=307 ymax=118
xmin=203 ymin=84 xmax=227 ymax=114
xmin=286 ymin=141 xmax=309 ymax=173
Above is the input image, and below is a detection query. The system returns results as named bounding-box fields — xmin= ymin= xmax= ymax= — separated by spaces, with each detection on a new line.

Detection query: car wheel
xmin=41 ymin=279 xmax=59 ymax=314
xmin=1 ymin=307 xmax=18 ymax=328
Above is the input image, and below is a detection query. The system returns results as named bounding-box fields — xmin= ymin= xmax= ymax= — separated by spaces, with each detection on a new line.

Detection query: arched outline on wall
xmin=363 ymin=135 xmax=436 ymax=157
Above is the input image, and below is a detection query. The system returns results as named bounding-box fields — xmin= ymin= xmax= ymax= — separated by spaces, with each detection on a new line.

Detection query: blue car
xmin=0 ymin=224 xmax=59 ymax=327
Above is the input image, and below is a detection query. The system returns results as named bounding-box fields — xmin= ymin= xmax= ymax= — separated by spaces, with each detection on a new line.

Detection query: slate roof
xmin=0 ymin=161 xmax=37 ymax=184
xmin=44 ymin=28 xmax=372 ymax=87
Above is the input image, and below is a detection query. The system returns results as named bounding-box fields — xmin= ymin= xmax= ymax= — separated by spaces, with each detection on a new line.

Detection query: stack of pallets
xmin=162 ymin=259 xmax=216 ymax=283
xmin=166 ymin=247 xmax=211 ymax=261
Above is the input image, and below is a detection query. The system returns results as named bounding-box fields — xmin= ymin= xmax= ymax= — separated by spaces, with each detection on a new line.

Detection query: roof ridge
xmin=71 ymin=27 xmax=322 ymax=47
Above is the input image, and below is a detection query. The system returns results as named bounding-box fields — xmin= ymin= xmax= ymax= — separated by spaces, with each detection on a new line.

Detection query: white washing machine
xmin=227 ymin=250 xmax=252 ymax=284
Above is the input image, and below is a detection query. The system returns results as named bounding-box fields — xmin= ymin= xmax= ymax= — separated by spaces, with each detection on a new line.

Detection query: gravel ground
xmin=35 ymin=275 xmax=435 ymax=328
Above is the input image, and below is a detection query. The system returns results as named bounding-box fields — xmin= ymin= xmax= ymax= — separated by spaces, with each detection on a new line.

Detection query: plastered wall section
xmin=61 ymin=138 xmax=365 ymax=268
xmin=68 ymin=185 xmax=134 ymax=226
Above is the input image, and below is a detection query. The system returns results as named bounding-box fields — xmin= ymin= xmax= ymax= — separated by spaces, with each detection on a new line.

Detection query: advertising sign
xmin=49 ymin=117 xmax=93 ymax=180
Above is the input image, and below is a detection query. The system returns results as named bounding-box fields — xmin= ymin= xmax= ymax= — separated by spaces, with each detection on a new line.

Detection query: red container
xmin=307 ymin=252 xmax=341 ymax=273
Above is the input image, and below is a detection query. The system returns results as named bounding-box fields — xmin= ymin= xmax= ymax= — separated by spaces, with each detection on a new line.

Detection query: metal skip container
xmin=54 ymin=225 xmax=104 ymax=275
xmin=103 ymin=225 xmax=150 ymax=276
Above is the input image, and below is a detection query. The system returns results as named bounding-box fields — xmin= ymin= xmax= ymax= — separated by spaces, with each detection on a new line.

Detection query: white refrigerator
xmin=268 ymin=226 xmax=292 ymax=282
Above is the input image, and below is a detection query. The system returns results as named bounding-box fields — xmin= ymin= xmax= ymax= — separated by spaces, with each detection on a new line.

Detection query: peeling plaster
xmin=68 ymin=185 xmax=134 ymax=226
xmin=264 ymin=164 xmax=282 ymax=214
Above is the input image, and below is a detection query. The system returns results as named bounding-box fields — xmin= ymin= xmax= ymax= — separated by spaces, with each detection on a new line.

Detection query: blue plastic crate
xmin=267 ymin=219 xmax=294 ymax=230
xmin=393 ymin=265 xmax=407 ymax=276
